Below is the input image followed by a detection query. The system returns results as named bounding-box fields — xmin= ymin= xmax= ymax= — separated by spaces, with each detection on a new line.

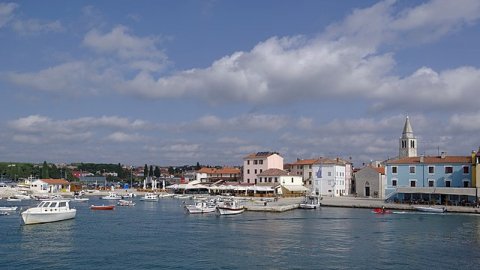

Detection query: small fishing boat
xmin=101 ymin=192 xmax=123 ymax=200
xmin=72 ymin=196 xmax=89 ymax=202
xmin=21 ymin=200 xmax=76 ymax=225
xmin=299 ymin=195 xmax=321 ymax=209
xmin=140 ymin=193 xmax=159 ymax=201
xmin=414 ymin=206 xmax=446 ymax=213
xmin=185 ymin=200 xmax=217 ymax=214
xmin=217 ymin=200 xmax=245 ymax=215
xmin=0 ymin=206 xmax=18 ymax=211
xmin=90 ymin=205 xmax=115 ymax=210
xmin=6 ymin=197 xmax=21 ymax=202
xmin=117 ymin=200 xmax=135 ymax=206
xmin=0 ymin=212 xmax=10 ymax=216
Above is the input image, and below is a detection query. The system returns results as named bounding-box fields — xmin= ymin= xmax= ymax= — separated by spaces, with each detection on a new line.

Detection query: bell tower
xmin=399 ymin=116 xmax=417 ymax=158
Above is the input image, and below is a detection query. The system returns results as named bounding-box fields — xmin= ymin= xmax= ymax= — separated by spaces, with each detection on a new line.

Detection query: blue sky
xmin=1 ymin=0 xmax=480 ymax=167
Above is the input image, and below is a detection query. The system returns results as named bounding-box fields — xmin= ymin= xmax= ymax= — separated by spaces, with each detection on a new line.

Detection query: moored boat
xmin=117 ymin=200 xmax=135 ymax=206
xmin=217 ymin=200 xmax=245 ymax=215
xmin=299 ymin=195 xmax=321 ymax=209
xmin=72 ymin=196 xmax=89 ymax=202
xmin=90 ymin=205 xmax=115 ymax=210
xmin=372 ymin=208 xmax=392 ymax=214
xmin=414 ymin=206 xmax=446 ymax=213
xmin=140 ymin=193 xmax=159 ymax=201
xmin=185 ymin=200 xmax=217 ymax=214
xmin=21 ymin=200 xmax=76 ymax=225
xmin=0 ymin=206 xmax=18 ymax=211
xmin=101 ymin=192 xmax=123 ymax=200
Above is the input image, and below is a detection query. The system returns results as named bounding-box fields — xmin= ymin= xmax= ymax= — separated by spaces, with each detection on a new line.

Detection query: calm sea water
xmin=1 ymin=198 xmax=480 ymax=269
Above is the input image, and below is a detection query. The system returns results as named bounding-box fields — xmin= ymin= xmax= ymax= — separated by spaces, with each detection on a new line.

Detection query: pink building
xmin=242 ymin=152 xmax=283 ymax=184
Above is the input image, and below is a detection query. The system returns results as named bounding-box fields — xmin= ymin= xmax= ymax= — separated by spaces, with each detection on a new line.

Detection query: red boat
xmin=90 ymin=205 xmax=115 ymax=210
xmin=372 ymin=208 xmax=392 ymax=214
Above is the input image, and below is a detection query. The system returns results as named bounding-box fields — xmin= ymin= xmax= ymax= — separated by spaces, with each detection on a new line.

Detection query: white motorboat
xmin=0 ymin=206 xmax=18 ymax=211
xmin=21 ymin=200 xmax=76 ymax=225
xmin=72 ymin=196 xmax=89 ymax=202
xmin=140 ymin=193 xmax=159 ymax=201
xmin=217 ymin=200 xmax=245 ymax=215
xmin=117 ymin=200 xmax=136 ymax=206
xmin=6 ymin=197 xmax=21 ymax=202
xmin=101 ymin=192 xmax=123 ymax=200
xmin=414 ymin=206 xmax=446 ymax=213
xmin=299 ymin=195 xmax=321 ymax=209
xmin=185 ymin=200 xmax=217 ymax=214
xmin=158 ymin=193 xmax=174 ymax=198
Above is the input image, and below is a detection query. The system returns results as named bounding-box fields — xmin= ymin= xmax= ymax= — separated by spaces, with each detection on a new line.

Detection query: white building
xmin=242 ymin=152 xmax=283 ymax=184
xmin=30 ymin=179 xmax=70 ymax=193
xmin=312 ymin=158 xmax=348 ymax=197
xmin=257 ymin=168 xmax=307 ymax=196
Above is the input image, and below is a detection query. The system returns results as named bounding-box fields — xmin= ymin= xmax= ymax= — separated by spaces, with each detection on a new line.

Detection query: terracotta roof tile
xmin=387 ymin=156 xmax=471 ymax=164
xmin=257 ymin=168 xmax=291 ymax=177
xmin=197 ymin=167 xmax=240 ymax=174
xmin=41 ymin=179 xmax=70 ymax=185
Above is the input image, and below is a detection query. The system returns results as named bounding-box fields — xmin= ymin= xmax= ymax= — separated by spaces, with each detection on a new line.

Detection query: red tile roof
xmin=257 ymin=168 xmax=291 ymax=177
xmin=291 ymin=159 xmax=320 ymax=165
xmin=197 ymin=167 xmax=240 ymax=174
xmin=41 ymin=179 xmax=70 ymax=185
xmin=387 ymin=156 xmax=471 ymax=164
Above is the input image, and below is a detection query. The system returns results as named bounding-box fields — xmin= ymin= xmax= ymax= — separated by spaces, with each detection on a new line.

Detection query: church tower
xmin=399 ymin=116 xmax=417 ymax=158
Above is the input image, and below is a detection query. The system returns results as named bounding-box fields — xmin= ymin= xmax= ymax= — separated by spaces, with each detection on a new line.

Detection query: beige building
xmin=257 ymin=168 xmax=307 ymax=196
xmin=242 ymin=152 xmax=283 ymax=184
xmin=288 ymin=159 xmax=319 ymax=189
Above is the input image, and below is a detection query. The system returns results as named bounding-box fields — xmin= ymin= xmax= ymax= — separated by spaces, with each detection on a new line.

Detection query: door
xmin=365 ymin=186 xmax=370 ymax=197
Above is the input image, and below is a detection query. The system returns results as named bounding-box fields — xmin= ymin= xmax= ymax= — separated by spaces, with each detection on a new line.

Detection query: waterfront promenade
xmin=2 ymin=187 xmax=480 ymax=214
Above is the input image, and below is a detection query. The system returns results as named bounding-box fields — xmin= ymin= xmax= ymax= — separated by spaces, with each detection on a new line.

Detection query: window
xmin=259 ymin=177 xmax=262 ymax=183
xmin=268 ymin=177 xmax=272 ymax=183
xmin=409 ymin=166 xmax=415 ymax=174
xmin=291 ymin=178 xmax=294 ymax=183
xmin=428 ymin=166 xmax=435 ymax=174
xmin=411 ymin=140 xmax=415 ymax=148
xmin=259 ymin=169 xmax=262 ymax=173
xmin=463 ymin=181 xmax=469 ymax=188
xmin=247 ymin=160 xmax=250 ymax=165
xmin=259 ymin=160 xmax=263 ymax=165
xmin=428 ymin=180 xmax=435 ymax=187
xmin=274 ymin=177 xmax=278 ymax=183
xmin=247 ymin=179 xmax=250 ymax=183
xmin=309 ymin=172 xmax=312 ymax=178
xmin=392 ymin=180 xmax=397 ymax=187
xmin=254 ymin=169 xmax=257 ymax=174
xmin=445 ymin=166 xmax=453 ymax=174
xmin=247 ymin=169 xmax=250 ymax=174
xmin=328 ymin=172 xmax=331 ymax=176
xmin=445 ymin=180 xmax=451 ymax=187
xmin=309 ymin=165 xmax=312 ymax=169
xmin=392 ymin=166 xmax=398 ymax=174
xmin=463 ymin=166 xmax=469 ymax=174
xmin=410 ymin=180 xmax=416 ymax=187
xmin=254 ymin=160 xmax=258 ymax=165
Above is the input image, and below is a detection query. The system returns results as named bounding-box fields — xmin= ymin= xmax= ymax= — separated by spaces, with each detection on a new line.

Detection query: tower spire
xmin=399 ymin=116 xmax=417 ymax=158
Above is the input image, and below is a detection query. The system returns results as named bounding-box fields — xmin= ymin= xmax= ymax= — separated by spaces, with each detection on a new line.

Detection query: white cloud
xmin=449 ymin=111 xmax=480 ymax=132
xmin=106 ymin=132 xmax=145 ymax=143
xmin=11 ymin=19 xmax=64 ymax=35
xmin=83 ymin=25 xmax=166 ymax=61
xmin=0 ymin=2 xmax=17 ymax=28
xmin=8 ymin=115 xmax=150 ymax=145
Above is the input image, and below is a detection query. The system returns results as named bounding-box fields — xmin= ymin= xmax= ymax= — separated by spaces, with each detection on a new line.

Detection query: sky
xmin=1 ymin=0 xmax=480 ymax=167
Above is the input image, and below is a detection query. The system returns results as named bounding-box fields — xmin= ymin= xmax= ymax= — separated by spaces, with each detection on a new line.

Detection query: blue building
xmin=384 ymin=117 xmax=477 ymax=205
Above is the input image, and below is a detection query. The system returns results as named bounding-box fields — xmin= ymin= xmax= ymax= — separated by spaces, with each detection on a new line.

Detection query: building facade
xmin=242 ymin=152 xmax=283 ymax=184
xmin=196 ymin=167 xmax=241 ymax=183
xmin=288 ymin=159 xmax=319 ymax=189
xmin=312 ymin=158 xmax=348 ymax=197
xmin=354 ymin=166 xmax=386 ymax=198
xmin=257 ymin=168 xmax=307 ymax=196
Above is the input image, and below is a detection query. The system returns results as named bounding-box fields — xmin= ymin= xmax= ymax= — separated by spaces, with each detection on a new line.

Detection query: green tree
xmin=149 ymin=165 xmax=154 ymax=177
xmin=41 ymin=161 xmax=49 ymax=179
xmin=154 ymin=166 xmax=161 ymax=178
xmin=144 ymin=164 xmax=148 ymax=178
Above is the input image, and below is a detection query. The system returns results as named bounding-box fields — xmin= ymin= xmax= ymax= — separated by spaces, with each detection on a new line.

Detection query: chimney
xmin=440 ymin=152 xmax=446 ymax=159
xmin=420 ymin=155 xmax=424 ymax=163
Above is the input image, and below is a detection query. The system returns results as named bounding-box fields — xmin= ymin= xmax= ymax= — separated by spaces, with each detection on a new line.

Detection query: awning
xmin=282 ymin=185 xmax=309 ymax=192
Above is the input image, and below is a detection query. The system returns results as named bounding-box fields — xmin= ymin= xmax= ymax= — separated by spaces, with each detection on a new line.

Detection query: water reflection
xmin=20 ymin=220 xmax=75 ymax=268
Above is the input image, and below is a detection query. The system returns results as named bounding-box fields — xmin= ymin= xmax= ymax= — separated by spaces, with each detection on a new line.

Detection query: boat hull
xmin=299 ymin=203 xmax=320 ymax=209
xmin=90 ymin=205 xmax=115 ymax=210
xmin=185 ymin=205 xmax=216 ymax=214
xmin=217 ymin=207 xmax=245 ymax=215
xmin=414 ymin=206 xmax=446 ymax=213
xmin=22 ymin=210 xmax=76 ymax=225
